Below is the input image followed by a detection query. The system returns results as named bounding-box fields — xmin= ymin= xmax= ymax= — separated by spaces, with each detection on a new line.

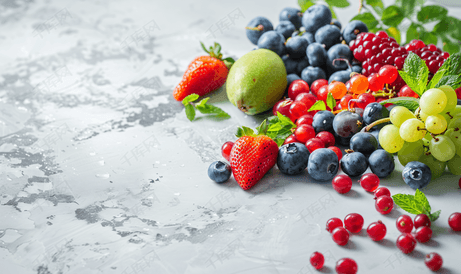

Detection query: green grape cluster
xmin=379 ymin=85 xmax=461 ymax=178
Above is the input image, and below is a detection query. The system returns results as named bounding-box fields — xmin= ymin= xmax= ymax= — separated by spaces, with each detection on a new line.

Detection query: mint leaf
xmin=405 ymin=23 xmax=421 ymax=43
xmin=195 ymin=97 xmax=209 ymax=108
xmin=182 ymin=94 xmax=199 ymax=105
xmin=325 ymin=0 xmax=350 ymax=8
xmin=417 ymin=5 xmax=448 ymax=23
xmin=398 ymin=70 xmax=419 ymax=95
xmin=381 ymin=5 xmax=404 ymax=27
xmin=434 ymin=52 xmax=461 ymax=89
xmin=256 ymin=120 xmax=268 ymax=135
xmin=277 ymin=111 xmax=296 ymax=127
xmin=392 ymin=194 xmax=420 ymax=214
xmin=365 ymin=0 xmax=384 ymax=9
xmin=308 ymin=100 xmax=327 ymax=112
xmin=185 ymin=104 xmax=196 ymax=121
xmin=266 ymin=112 xmax=297 ymax=146
xmin=350 ymin=12 xmax=379 ymax=30
xmin=298 ymin=0 xmax=315 ymax=12
xmin=415 ymin=189 xmax=431 ymax=214
xmin=400 ymin=52 xmax=429 ymax=96
xmin=195 ymin=100 xmax=230 ymax=119
xmin=396 ymin=0 xmax=418 ymax=17
xmin=379 ymin=97 xmax=419 ymax=112
xmin=236 ymin=126 xmax=254 ymax=138
xmin=427 ymin=67 xmax=448 ymax=90
xmin=430 ymin=210 xmax=441 ymax=222
xmin=326 ymin=92 xmax=336 ymax=110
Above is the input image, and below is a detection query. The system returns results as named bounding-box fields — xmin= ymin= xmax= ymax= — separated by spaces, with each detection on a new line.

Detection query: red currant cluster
xmin=405 ymin=41 xmax=449 ymax=74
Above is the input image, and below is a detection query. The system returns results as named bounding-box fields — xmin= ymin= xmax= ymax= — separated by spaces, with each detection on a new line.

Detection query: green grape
xmin=448 ymin=114 xmax=461 ymax=129
xmin=419 ymin=153 xmax=447 ymax=179
xmin=379 ymin=124 xmax=404 ymax=153
xmin=429 ymin=135 xmax=456 ymax=162
xmin=425 ymin=114 xmax=447 ymax=134
xmin=422 ymin=137 xmax=430 ymax=147
xmin=451 ymin=105 xmax=461 ymax=116
xmin=399 ymin=118 xmax=427 ymax=142
xmin=398 ymin=140 xmax=424 ymax=166
xmin=447 ymin=154 xmax=461 ymax=175
xmin=415 ymin=108 xmax=430 ymax=122
xmin=391 ymin=106 xmax=416 ymax=127
xmin=420 ymin=88 xmax=447 ymax=115
xmin=444 ymin=128 xmax=461 ymax=157
xmin=439 ymin=85 xmax=458 ymax=113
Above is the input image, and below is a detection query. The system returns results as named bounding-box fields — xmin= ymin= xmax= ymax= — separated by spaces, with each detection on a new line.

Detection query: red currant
xmin=378 ymin=65 xmax=398 ymax=84
xmin=294 ymin=124 xmax=315 ymax=143
xmin=316 ymin=131 xmax=335 ymax=147
xmin=283 ymin=134 xmax=298 ymax=145
xmin=414 ymin=214 xmax=431 ymax=229
xmin=296 ymin=114 xmax=314 ymax=126
xmin=340 ymin=94 xmax=353 ymax=110
xmin=295 ymin=93 xmax=317 ymax=110
xmin=356 ymin=93 xmax=375 ymax=109
xmin=367 ymin=220 xmax=386 ymax=241
xmin=396 ymin=214 xmax=414 ymax=233
xmin=221 ymin=141 xmax=234 ymax=161
xmin=332 ymin=227 xmax=349 ymax=246
xmin=359 ymin=173 xmax=380 ymax=192
xmin=311 ymin=79 xmax=328 ymax=96
xmin=376 ymin=30 xmax=388 ymax=38
xmin=456 ymin=87 xmax=461 ymax=100
xmin=441 ymin=52 xmax=450 ymax=59
xmin=425 ymin=253 xmax=443 ymax=271
xmin=317 ymin=85 xmax=329 ymax=101
xmin=398 ymin=85 xmax=419 ymax=98
xmin=328 ymin=146 xmax=343 ymax=161
xmin=375 ymin=195 xmax=393 ymax=214
xmin=289 ymin=101 xmax=308 ymax=121
xmin=273 ymin=99 xmax=293 ymax=117
xmin=332 ymin=175 xmax=352 ymax=194
xmin=368 ymin=73 xmax=385 ymax=91
xmin=344 ymin=213 xmax=364 ymax=233
xmin=415 ymin=226 xmax=432 ymax=243
xmin=310 ymin=252 xmax=325 ymax=270
xmin=374 ymin=187 xmax=391 ymax=198
xmin=305 ymin=138 xmax=325 ymax=153
xmin=396 ymin=233 xmax=417 ymax=254
xmin=335 ymin=258 xmax=358 ymax=274
xmin=288 ymin=80 xmax=310 ymax=100
xmin=326 ymin=217 xmax=343 ymax=233
xmin=448 ymin=212 xmax=461 ymax=231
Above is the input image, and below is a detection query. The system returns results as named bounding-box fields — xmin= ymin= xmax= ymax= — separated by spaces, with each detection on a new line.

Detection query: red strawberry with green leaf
xmin=230 ymin=122 xmax=279 ymax=190
xmin=173 ymin=42 xmax=234 ymax=101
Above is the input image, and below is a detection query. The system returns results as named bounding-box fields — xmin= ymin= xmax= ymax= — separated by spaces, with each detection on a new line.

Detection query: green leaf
xmin=182 ymin=94 xmax=199 ymax=105
xmin=256 ymin=120 xmax=268 ymax=135
xmin=417 ymin=5 xmax=448 ymax=23
xmin=326 ymin=92 xmax=336 ymax=110
xmin=415 ymin=189 xmax=431 ymax=214
xmin=420 ymin=31 xmax=438 ymax=46
xmin=429 ymin=210 xmax=441 ymax=222
xmin=325 ymin=0 xmax=350 ymax=8
xmin=308 ymin=100 xmax=327 ymax=112
xmin=195 ymin=98 xmax=231 ymax=119
xmin=379 ymin=97 xmax=420 ymax=112
xmin=442 ymin=37 xmax=461 ymax=55
xmin=400 ymin=52 xmax=429 ymax=96
xmin=185 ymin=104 xmax=196 ymax=121
xmin=386 ymin=27 xmax=401 ymax=44
xmin=298 ymin=0 xmax=315 ymax=12
xmin=434 ymin=52 xmax=461 ymax=89
xmin=350 ymin=12 xmax=378 ymax=30
xmin=396 ymin=0 xmax=417 ymax=17
xmin=406 ymin=22 xmax=421 ymax=43
xmin=236 ymin=126 xmax=255 ymax=138
xmin=381 ymin=5 xmax=405 ymax=27
xmin=277 ymin=112 xmax=296 ymax=127
xmin=392 ymin=194 xmax=421 ymax=214
xmin=265 ymin=112 xmax=297 ymax=146
xmin=366 ymin=0 xmax=384 ymax=15
xmin=427 ymin=67 xmax=448 ymax=90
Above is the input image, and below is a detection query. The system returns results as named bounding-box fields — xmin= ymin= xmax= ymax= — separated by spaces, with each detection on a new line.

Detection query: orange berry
xmin=350 ymin=74 xmax=369 ymax=94
xmin=328 ymin=82 xmax=348 ymax=99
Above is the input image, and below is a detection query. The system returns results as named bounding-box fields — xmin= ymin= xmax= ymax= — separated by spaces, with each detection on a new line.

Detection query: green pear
xmin=226 ymin=49 xmax=287 ymax=115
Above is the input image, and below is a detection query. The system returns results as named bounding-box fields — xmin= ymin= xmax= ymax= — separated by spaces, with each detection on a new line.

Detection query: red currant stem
xmin=361 ymin=117 xmax=391 ymax=132
xmin=372 ymin=92 xmax=395 ymax=98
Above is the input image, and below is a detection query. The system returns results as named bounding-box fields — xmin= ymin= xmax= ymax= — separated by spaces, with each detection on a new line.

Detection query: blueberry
xmin=306 ymin=42 xmax=327 ymax=67
xmin=312 ymin=110 xmax=335 ymax=133
xmin=302 ymin=4 xmax=332 ymax=34
xmin=340 ymin=152 xmax=368 ymax=177
xmin=350 ymin=132 xmax=378 ymax=157
xmin=280 ymin=7 xmax=303 ymax=29
xmin=331 ymin=19 xmax=341 ymax=30
xmin=277 ymin=142 xmax=310 ymax=175
xmin=257 ymin=31 xmax=285 ymax=56
xmin=402 ymin=161 xmax=432 ymax=189
xmin=327 ymin=44 xmax=353 ymax=72
xmin=208 ymin=161 xmax=232 ymax=183
xmin=315 ymin=25 xmax=341 ymax=50
xmin=368 ymin=149 xmax=395 ymax=178
xmin=301 ymin=32 xmax=315 ymax=44
xmin=276 ymin=21 xmax=296 ymax=40
xmin=334 ymin=131 xmax=351 ymax=146
xmin=296 ymin=56 xmax=310 ymax=75
xmin=342 ymin=20 xmax=368 ymax=44
xmin=286 ymin=36 xmax=309 ymax=59
xmin=246 ymin=17 xmax=274 ymax=45
xmin=283 ymin=55 xmax=298 ymax=75
xmin=351 ymin=65 xmax=362 ymax=73
xmin=369 ymin=128 xmax=382 ymax=149
xmin=333 ymin=110 xmax=363 ymax=138
xmin=363 ymin=102 xmax=390 ymax=129
xmin=328 ymin=70 xmax=351 ymax=84
xmin=301 ymin=66 xmax=326 ymax=86
xmin=307 ymin=148 xmax=339 ymax=181
xmin=287 ymin=73 xmax=301 ymax=87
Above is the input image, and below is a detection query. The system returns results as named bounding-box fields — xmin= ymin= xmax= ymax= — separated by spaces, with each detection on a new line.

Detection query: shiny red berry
xmin=296 ymin=114 xmax=314 ymax=126
xmin=344 ymin=213 xmax=364 ymax=233
xmin=328 ymin=146 xmax=343 ymax=161
xmin=294 ymin=124 xmax=315 ymax=143
xmin=305 ymin=138 xmax=325 ymax=153
xmin=368 ymin=73 xmax=385 ymax=91
xmin=316 ymin=131 xmax=335 ymax=147
xmin=221 ymin=141 xmax=234 ymax=161
xmin=396 ymin=214 xmax=414 ymax=233
xmin=332 ymin=227 xmax=349 ymax=246
xmin=359 ymin=173 xmax=380 ymax=192
xmin=326 ymin=217 xmax=343 ymax=233
xmin=396 ymin=233 xmax=417 ymax=254
xmin=332 ymin=175 xmax=352 ymax=194
xmin=288 ymin=80 xmax=310 ymax=100
xmin=295 ymin=93 xmax=317 ymax=110
xmin=414 ymin=214 xmax=431 ymax=229
xmin=415 ymin=226 xmax=432 ymax=243
xmin=289 ymin=101 xmax=308 ymax=121
xmin=425 ymin=252 xmax=443 ymax=271
xmin=367 ymin=220 xmax=386 ymax=241
xmin=378 ymin=65 xmax=398 ymax=84
xmin=374 ymin=187 xmax=391 ymax=198
xmin=375 ymin=195 xmax=393 ymax=214
xmin=448 ymin=212 xmax=461 ymax=231
xmin=311 ymin=79 xmax=328 ymax=96
xmin=335 ymin=258 xmax=358 ymax=274
xmin=273 ymin=99 xmax=293 ymax=117
xmin=283 ymin=134 xmax=298 ymax=145
xmin=310 ymin=251 xmax=325 ymax=270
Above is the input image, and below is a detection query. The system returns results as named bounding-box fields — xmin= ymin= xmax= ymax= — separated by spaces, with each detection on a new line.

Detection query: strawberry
xmin=173 ymin=42 xmax=234 ymax=101
xmin=229 ymin=124 xmax=279 ymax=190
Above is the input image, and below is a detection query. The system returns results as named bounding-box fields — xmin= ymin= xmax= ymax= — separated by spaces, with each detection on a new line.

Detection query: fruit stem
xmin=332 ymin=58 xmax=352 ymax=71
xmin=245 ymin=25 xmax=264 ymax=31
xmin=361 ymin=117 xmax=391 ymax=132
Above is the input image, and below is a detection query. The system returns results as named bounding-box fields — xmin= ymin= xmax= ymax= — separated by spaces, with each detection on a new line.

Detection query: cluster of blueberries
xmin=246 ymin=5 xmax=368 ymax=88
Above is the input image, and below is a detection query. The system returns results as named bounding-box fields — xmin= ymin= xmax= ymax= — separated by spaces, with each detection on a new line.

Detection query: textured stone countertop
xmin=0 ymin=0 xmax=461 ymax=274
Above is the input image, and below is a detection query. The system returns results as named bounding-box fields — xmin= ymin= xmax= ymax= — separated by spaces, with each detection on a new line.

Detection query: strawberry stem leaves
xmin=200 ymin=42 xmax=235 ymax=67
xmin=182 ymin=94 xmax=230 ymax=121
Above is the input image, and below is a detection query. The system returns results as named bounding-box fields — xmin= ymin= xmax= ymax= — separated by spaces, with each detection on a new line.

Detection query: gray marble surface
xmin=0 ymin=0 xmax=461 ymax=273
